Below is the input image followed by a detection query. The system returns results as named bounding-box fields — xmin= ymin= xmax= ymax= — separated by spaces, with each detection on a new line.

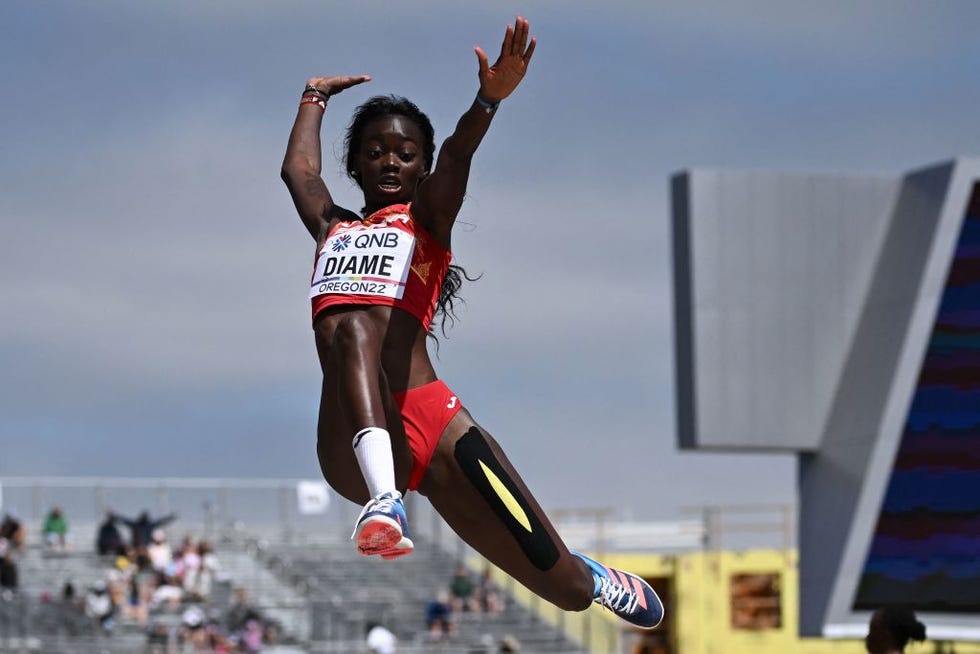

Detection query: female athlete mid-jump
xmin=281 ymin=16 xmax=663 ymax=629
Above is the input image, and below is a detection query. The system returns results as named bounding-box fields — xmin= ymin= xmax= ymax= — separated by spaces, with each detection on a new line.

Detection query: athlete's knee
xmin=556 ymin=571 xmax=595 ymax=612
xmin=316 ymin=438 xmax=361 ymax=501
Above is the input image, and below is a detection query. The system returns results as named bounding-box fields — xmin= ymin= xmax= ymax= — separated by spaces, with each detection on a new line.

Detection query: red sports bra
xmin=310 ymin=204 xmax=452 ymax=331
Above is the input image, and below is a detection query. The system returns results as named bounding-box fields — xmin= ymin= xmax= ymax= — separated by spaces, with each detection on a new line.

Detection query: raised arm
xmin=413 ymin=17 xmax=536 ymax=243
xmin=111 ymin=514 xmax=136 ymax=529
xmin=150 ymin=513 xmax=177 ymax=529
xmin=281 ymin=75 xmax=371 ymax=241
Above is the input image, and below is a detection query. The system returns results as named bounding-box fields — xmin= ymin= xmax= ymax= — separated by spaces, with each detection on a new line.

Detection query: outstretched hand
xmin=475 ymin=16 xmax=536 ymax=104
xmin=307 ymin=75 xmax=372 ymax=97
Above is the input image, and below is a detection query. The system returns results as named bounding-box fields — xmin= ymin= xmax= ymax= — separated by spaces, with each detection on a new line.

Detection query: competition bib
xmin=310 ymin=226 xmax=416 ymax=300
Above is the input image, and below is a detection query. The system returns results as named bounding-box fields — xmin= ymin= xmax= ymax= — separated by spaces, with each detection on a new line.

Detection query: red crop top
xmin=310 ymin=204 xmax=452 ymax=331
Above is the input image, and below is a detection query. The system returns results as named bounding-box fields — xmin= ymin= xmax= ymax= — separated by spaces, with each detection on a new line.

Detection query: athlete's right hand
xmin=306 ymin=75 xmax=371 ymax=97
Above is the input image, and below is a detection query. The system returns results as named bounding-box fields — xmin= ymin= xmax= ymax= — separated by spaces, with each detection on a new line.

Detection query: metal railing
xmin=688 ymin=503 xmax=796 ymax=552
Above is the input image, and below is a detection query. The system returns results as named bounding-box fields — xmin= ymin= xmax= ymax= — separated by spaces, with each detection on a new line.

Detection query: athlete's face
xmin=353 ymin=115 xmax=428 ymax=213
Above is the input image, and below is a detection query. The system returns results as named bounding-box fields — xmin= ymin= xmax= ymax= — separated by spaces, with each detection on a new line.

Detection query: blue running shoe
xmin=352 ymin=491 xmax=414 ymax=558
xmin=573 ymin=551 xmax=664 ymax=629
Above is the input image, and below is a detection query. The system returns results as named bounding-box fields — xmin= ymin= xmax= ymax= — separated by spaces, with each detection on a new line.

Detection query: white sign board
xmin=296 ymin=480 xmax=330 ymax=515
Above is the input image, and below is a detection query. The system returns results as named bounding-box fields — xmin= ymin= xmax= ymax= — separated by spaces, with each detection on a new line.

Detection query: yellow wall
xmin=608 ymin=549 xmax=980 ymax=654
xmin=476 ymin=549 xmax=980 ymax=654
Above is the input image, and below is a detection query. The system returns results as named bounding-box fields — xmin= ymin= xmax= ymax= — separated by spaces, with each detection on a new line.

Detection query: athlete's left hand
xmin=475 ymin=16 xmax=536 ymax=104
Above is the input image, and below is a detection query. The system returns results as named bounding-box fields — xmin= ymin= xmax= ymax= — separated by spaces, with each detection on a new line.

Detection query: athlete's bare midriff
xmin=313 ymin=304 xmax=438 ymax=393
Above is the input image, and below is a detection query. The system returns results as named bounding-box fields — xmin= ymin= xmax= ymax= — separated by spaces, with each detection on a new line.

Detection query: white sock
xmin=352 ymin=427 xmax=397 ymax=500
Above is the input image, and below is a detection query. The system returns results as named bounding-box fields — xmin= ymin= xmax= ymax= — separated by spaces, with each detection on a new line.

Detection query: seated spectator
xmin=449 ymin=563 xmax=480 ymax=613
xmin=225 ymin=587 xmax=262 ymax=635
xmin=96 ymin=511 xmax=125 ymax=556
xmin=475 ymin=567 xmax=504 ymax=615
xmin=184 ymin=540 xmax=220 ymax=600
xmin=42 ymin=506 xmax=70 ymax=551
xmin=84 ymin=580 xmax=116 ymax=634
xmin=366 ymin=620 xmax=397 ymax=654
xmin=0 ymin=535 xmax=15 ymax=596
xmin=149 ymin=571 xmax=183 ymax=610
xmin=105 ymin=551 xmax=147 ymax=623
xmin=113 ymin=510 xmax=177 ymax=549
xmin=176 ymin=534 xmax=197 ymax=560
xmin=132 ymin=550 xmax=157 ymax=609
xmin=0 ymin=513 xmax=25 ymax=597
xmin=175 ymin=535 xmax=199 ymax=583
xmin=1 ymin=514 xmax=25 ymax=549
xmin=120 ymin=573 xmax=148 ymax=624
xmin=239 ymin=619 xmax=265 ymax=653
xmin=147 ymin=529 xmax=173 ymax=572
xmin=179 ymin=606 xmax=233 ymax=652
xmin=181 ymin=605 xmax=206 ymax=635
xmin=224 ymin=587 xmax=273 ymax=652
xmin=426 ymin=589 xmax=456 ymax=642
xmin=146 ymin=618 xmax=170 ymax=654
xmin=113 ymin=549 xmax=134 ymax=574
xmin=206 ymin=617 xmax=234 ymax=654
xmin=264 ymin=621 xmax=282 ymax=647
xmin=106 ymin=554 xmax=130 ymax=599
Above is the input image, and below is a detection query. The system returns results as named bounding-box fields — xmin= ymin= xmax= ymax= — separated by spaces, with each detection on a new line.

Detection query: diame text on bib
xmin=310 ymin=226 xmax=416 ymax=300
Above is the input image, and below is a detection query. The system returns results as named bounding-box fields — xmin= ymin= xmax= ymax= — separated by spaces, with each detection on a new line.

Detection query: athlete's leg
xmin=315 ymin=371 xmax=412 ymax=504
xmin=313 ymin=311 xmax=414 ymax=554
xmin=419 ymin=409 xmax=663 ymax=627
xmin=418 ymin=410 xmax=593 ymax=611
xmin=315 ymin=311 xmax=412 ymax=500
xmin=328 ymin=312 xmax=386 ymax=432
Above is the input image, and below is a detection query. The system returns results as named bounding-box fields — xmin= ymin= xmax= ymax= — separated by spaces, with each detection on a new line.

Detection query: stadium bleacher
xmin=0 ymin=526 xmax=591 ymax=653
xmin=257 ymin=534 xmax=589 ymax=653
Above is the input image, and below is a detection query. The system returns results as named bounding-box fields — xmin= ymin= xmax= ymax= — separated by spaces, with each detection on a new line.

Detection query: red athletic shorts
xmin=393 ymin=379 xmax=463 ymax=491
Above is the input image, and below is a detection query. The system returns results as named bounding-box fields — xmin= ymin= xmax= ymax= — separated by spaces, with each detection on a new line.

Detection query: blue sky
xmin=3 ymin=1 xmax=980 ymax=520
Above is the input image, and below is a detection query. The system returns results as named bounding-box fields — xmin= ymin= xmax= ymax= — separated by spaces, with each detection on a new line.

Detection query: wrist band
xmin=300 ymin=95 xmax=327 ymax=110
xmin=304 ymin=84 xmax=330 ymax=100
xmin=475 ymin=93 xmax=499 ymax=114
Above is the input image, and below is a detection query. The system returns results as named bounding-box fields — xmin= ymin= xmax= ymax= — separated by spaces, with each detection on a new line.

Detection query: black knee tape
xmin=454 ymin=427 xmax=559 ymax=571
